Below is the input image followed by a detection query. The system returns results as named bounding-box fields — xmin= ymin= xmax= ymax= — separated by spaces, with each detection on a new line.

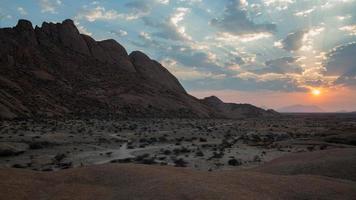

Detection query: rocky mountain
xmin=278 ymin=104 xmax=324 ymax=113
xmin=201 ymin=96 xmax=278 ymax=118
xmin=0 ymin=19 xmax=276 ymax=119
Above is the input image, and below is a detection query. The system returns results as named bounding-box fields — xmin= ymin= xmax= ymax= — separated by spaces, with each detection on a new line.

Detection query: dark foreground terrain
xmin=1 ymin=158 xmax=356 ymax=200
xmin=0 ymin=113 xmax=356 ymax=199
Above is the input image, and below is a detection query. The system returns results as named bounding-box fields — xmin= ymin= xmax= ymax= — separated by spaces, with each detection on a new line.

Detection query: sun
xmin=311 ymin=89 xmax=321 ymax=96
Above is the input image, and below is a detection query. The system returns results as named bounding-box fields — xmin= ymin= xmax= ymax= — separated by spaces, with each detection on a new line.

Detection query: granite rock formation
xmin=0 ymin=19 xmax=276 ymax=119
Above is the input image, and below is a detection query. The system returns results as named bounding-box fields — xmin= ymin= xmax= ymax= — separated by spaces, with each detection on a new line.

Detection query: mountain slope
xmin=0 ymin=19 xmax=275 ymax=119
xmin=0 ymin=19 xmax=215 ymax=119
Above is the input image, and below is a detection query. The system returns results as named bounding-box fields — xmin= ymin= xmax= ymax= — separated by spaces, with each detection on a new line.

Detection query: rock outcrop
xmin=201 ymin=96 xmax=278 ymax=118
xmin=0 ymin=19 xmax=276 ymax=119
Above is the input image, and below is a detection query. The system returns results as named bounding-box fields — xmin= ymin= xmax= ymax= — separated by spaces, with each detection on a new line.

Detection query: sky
xmin=1 ymin=0 xmax=356 ymax=111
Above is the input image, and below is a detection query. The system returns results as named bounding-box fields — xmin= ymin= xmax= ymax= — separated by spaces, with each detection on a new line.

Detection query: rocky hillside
xmin=0 ymin=19 xmax=276 ymax=119
xmin=201 ymin=96 xmax=278 ymax=118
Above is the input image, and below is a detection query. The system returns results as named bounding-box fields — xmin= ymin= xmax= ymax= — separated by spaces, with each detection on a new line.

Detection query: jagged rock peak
xmin=15 ymin=19 xmax=33 ymax=31
xmin=37 ymin=19 xmax=81 ymax=38
xmin=62 ymin=19 xmax=75 ymax=26
xmin=37 ymin=19 xmax=90 ymax=55
xmin=39 ymin=19 xmax=75 ymax=29
xmin=14 ymin=19 xmax=37 ymax=46
xmin=59 ymin=19 xmax=81 ymax=34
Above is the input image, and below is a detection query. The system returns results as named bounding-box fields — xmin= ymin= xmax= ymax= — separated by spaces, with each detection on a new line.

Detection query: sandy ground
xmin=0 ymin=114 xmax=355 ymax=171
xmin=0 ymin=162 xmax=356 ymax=200
xmin=0 ymin=113 xmax=356 ymax=199
xmin=253 ymin=147 xmax=356 ymax=181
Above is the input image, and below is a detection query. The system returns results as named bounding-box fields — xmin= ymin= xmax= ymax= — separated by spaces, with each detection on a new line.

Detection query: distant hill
xmin=278 ymin=104 xmax=324 ymax=113
xmin=335 ymin=110 xmax=349 ymax=113
xmin=201 ymin=96 xmax=278 ymax=118
xmin=201 ymin=96 xmax=278 ymax=119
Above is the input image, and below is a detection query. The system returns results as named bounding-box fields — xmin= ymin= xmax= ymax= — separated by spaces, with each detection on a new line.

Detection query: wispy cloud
xmin=76 ymin=6 xmax=122 ymax=22
xmin=38 ymin=0 xmax=62 ymax=14
xmin=17 ymin=7 xmax=27 ymax=15
xmin=339 ymin=25 xmax=356 ymax=36
xmin=211 ymin=0 xmax=276 ymax=35
xmin=143 ymin=7 xmax=191 ymax=41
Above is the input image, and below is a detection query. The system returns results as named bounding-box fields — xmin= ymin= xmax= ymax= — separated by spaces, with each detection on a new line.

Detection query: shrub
xmin=174 ymin=158 xmax=188 ymax=167
xmin=228 ymin=158 xmax=241 ymax=166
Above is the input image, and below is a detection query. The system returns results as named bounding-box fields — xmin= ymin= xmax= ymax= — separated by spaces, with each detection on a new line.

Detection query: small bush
xmin=228 ymin=158 xmax=241 ymax=166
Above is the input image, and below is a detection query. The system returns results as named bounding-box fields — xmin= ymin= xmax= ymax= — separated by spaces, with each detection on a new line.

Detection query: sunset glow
xmin=311 ymin=89 xmax=321 ymax=96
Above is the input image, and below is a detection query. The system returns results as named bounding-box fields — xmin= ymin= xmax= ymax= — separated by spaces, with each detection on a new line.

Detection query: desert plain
xmin=1 ymin=113 xmax=356 ymax=199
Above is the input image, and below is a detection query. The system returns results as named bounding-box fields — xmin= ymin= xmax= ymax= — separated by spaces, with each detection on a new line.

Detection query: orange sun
xmin=311 ymin=89 xmax=321 ymax=96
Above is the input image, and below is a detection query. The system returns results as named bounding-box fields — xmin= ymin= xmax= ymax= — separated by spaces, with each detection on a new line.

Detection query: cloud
xmin=143 ymin=7 xmax=191 ymax=41
xmin=225 ymin=52 xmax=245 ymax=66
xmin=156 ymin=0 xmax=170 ymax=5
xmin=38 ymin=0 xmax=62 ymax=14
xmin=182 ymin=70 xmax=306 ymax=92
xmin=321 ymin=42 xmax=356 ymax=87
xmin=277 ymin=30 xmax=306 ymax=51
xmin=210 ymin=0 xmax=276 ymax=35
xmin=179 ymin=0 xmax=202 ymax=5
xmin=132 ymin=29 xmax=307 ymax=92
xmin=263 ymin=0 xmax=295 ymax=6
xmin=294 ymin=7 xmax=316 ymax=17
xmin=336 ymin=15 xmax=352 ymax=21
xmin=0 ymin=12 xmax=12 ymax=20
xmin=182 ymin=72 xmax=307 ymax=92
xmin=233 ymin=72 xmax=307 ymax=92
xmin=76 ymin=6 xmax=122 ymax=22
xmin=262 ymin=0 xmax=295 ymax=11
xmin=124 ymin=1 xmax=151 ymax=20
xmin=335 ymin=74 xmax=356 ymax=86
xmin=125 ymin=1 xmax=150 ymax=12
xmin=139 ymin=31 xmax=152 ymax=40
xmin=254 ymin=57 xmax=303 ymax=74
xmin=76 ymin=2 xmax=153 ymax=22
xmin=321 ymin=0 xmax=356 ymax=10
xmin=132 ymin=31 xmax=222 ymax=74
xmin=215 ymin=32 xmax=272 ymax=43
xmin=17 ymin=7 xmax=27 ymax=15
xmin=110 ymin=29 xmax=128 ymax=37
xmin=339 ymin=25 xmax=356 ymax=36
xmin=161 ymin=58 xmax=225 ymax=81
xmin=169 ymin=48 xmax=221 ymax=70
xmin=277 ymin=27 xmax=324 ymax=52
xmin=74 ymin=21 xmax=92 ymax=36
xmin=324 ymin=42 xmax=356 ymax=78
